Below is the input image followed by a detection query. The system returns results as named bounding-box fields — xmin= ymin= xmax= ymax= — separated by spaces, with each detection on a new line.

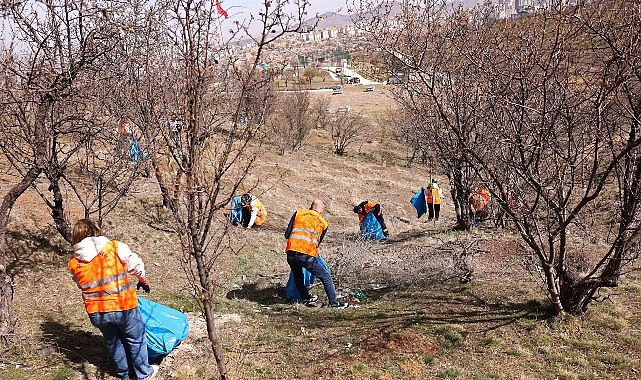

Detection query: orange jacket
xmin=426 ymin=186 xmax=443 ymax=205
xmin=68 ymin=240 xmax=138 ymax=314
xmin=285 ymin=209 xmax=328 ymax=258
xmin=470 ymin=189 xmax=490 ymax=211
xmin=357 ymin=201 xmax=378 ymax=223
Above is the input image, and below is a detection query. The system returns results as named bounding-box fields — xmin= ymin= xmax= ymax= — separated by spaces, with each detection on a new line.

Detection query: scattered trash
xmin=351 ymin=291 xmax=367 ymax=300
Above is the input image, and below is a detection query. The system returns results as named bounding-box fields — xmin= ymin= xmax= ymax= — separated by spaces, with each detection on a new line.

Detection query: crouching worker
xmin=285 ymin=199 xmax=341 ymax=308
xmin=469 ymin=186 xmax=491 ymax=222
xmin=68 ymin=219 xmax=158 ymax=380
xmin=241 ymin=193 xmax=267 ymax=230
xmin=353 ymin=200 xmax=389 ymax=238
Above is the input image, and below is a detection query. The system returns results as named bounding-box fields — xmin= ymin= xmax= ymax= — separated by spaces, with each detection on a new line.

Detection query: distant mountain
xmin=305 ymin=0 xmax=483 ymax=30
xmin=307 ymin=12 xmax=355 ymax=29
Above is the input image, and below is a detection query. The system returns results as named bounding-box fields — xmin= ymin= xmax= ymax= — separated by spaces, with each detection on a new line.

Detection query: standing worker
xmin=425 ymin=179 xmax=445 ymax=221
xmin=68 ymin=219 xmax=158 ymax=380
xmin=284 ymin=199 xmax=341 ymax=308
xmin=353 ymin=200 xmax=389 ymax=237
xmin=241 ymin=193 xmax=267 ymax=230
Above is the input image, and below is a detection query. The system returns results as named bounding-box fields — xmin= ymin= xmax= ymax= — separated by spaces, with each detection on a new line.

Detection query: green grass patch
xmin=506 ymin=346 xmax=528 ymax=357
xmin=52 ymin=366 xmax=74 ymax=380
xmin=153 ymin=291 xmax=200 ymax=313
xmin=594 ymin=353 xmax=631 ymax=371
xmin=347 ymin=363 xmax=367 ymax=374
xmin=434 ymin=325 xmax=466 ymax=350
xmin=483 ymin=336 xmax=502 ymax=348
xmin=423 ymin=355 xmax=436 ymax=366
xmin=436 ymin=368 xmax=461 ymax=379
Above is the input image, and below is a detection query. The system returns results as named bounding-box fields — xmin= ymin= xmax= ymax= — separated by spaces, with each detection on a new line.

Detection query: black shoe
xmin=383 ymin=229 xmax=389 ymax=237
xmin=303 ymin=295 xmax=318 ymax=306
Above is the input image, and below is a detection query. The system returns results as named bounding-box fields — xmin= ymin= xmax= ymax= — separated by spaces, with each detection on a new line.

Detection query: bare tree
xmin=269 ymin=88 xmax=318 ymax=153
xmin=0 ymin=0 xmax=137 ymax=337
xmin=356 ymin=0 xmax=641 ymax=315
xmin=354 ymin=0 xmax=482 ymax=230
xmin=120 ymin=0 xmax=312 ymax=377
xmin=329 ymin=111 xmax=364 ymax=156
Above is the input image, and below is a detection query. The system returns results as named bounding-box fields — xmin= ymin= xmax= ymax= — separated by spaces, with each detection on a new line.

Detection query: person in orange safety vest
xmin=425 ymin=179 xmax=445 ymax=221
xmin=68 ymin=219 xmax=158 ymax=380
xmin=284 ymin=199 xmax=342 ymax=308
xmin=353 ymin=200 xmax=389 ymax=237
xmin=240 ymin=193 xmax=267 ymax=230
xmin=469 ymin=186 xmax=491 ymax=222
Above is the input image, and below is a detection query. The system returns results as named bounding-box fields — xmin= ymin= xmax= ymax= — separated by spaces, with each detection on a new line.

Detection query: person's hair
xmin=353 ymin=205 xmax=361 ymax=214
xmin=71 ymin=219 xmax=103 ymax=245
xmin=241 ymin=193 xmax=252 ymax=206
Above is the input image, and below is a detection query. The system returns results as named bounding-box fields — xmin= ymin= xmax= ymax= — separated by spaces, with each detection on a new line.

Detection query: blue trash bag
xmin=230 ymin=196 xmax=243 ymax=224
xmin=129 ymin=135 xmax=147 ymax=163
xmin=360 ymin=211 xmax=386 ymax=240
xmin=410 ymin=187 xmax=427 ymax=218
xmin=138 ymin=297 xmax=189 ymax=364
xmin=285 ymin=255 xmax=329 ymax=301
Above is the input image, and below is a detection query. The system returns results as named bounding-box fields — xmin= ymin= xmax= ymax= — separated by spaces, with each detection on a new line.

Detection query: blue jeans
xmin=89 ymin=307 xmax=153 ymax=380
xmin=287 ymin=251 xmax=339 ymax=307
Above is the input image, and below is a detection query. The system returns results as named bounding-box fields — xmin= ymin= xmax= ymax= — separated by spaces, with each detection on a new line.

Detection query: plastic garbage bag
xmin=138 ymin=297 xmax=189 ymax=364
xmin=410 ymin=187 xmax=427 ymax=218
xmin=285 ymin=255 xmax=329 ymax=301
xmin=360 ymin=211 xmax=386 ymax=240
xmin=229 ymin=196 xmax=243 ymax=224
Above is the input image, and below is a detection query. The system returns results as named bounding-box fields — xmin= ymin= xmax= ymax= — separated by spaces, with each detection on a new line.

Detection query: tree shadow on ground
xmin=40 ymin=320 xmax=114 ymax=378
xmin=226 ymin=283 xmax=287 ymax=306
xmin=386 ymin=228 xmax=428 ymax=243
xmin=6 ymin=227 xmax=69 ymax=278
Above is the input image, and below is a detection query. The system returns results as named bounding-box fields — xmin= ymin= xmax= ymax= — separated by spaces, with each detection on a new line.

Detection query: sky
xmin=222 ymin=1 xmax=478 ymax=21
xmin=223 ymin=0 xmax=350 ymax=20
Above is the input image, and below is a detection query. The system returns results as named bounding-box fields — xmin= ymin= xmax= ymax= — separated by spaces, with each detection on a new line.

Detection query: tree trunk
xmin=195 ymin=251 xmax=227 ymax=379
xmin=542 ymin=263 xmax=564 ymax=314
xmin=449 ymin=168 xmax=472 ymax=231
xmin=46 ymin=174 xmax=72 ymax=243
xmin=203 ymin=299 xmax=227 ymax=380
xmin=0 ymin=167 xmax=42 ymax=338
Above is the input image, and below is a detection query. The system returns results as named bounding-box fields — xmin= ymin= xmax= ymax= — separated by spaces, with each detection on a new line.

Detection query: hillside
xmin=2 ymin=84 xmax=641 ymax=380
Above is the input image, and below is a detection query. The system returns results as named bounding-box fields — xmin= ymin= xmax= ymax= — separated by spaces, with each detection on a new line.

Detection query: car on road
xmin=320 ymin=107 xmax=332 ymax=114
xmin=364 ymin=86 xmax=375 ymax=92
xmin=337 ymin=105 xmax=351 ymax=112
xmin=332 ymin=85 xmax=343 ymax=95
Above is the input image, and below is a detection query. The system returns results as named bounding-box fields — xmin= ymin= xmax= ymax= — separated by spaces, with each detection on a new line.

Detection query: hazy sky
xmin=222 ymin=0 xmax=477 ymax=20
xmin=223 ymin=0 xmax=350 ymax=19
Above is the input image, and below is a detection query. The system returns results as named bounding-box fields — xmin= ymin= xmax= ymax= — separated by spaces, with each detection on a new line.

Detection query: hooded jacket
xmin=68 ymin=236 xmax=145 ymax=314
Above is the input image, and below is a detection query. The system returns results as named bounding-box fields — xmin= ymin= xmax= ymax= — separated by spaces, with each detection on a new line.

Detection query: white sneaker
xmin=149 ymin=364 xmax=159 ymax=379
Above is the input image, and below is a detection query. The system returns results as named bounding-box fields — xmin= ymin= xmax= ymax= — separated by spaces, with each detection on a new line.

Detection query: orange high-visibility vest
xmin=357 ymin=201 xmax=378 ymax=223
xmin=427 ymin=187 xmax=442 ymax=205
xmin=470 ymin=189 xmax=490 ymax=211
xmin=119 ymin=118 xmax=134 ymax=136
xmin=250 ymin=199 xmax=267 ymax=226
xmin=68 ymin=240 xmax=138 ymax=314
xmin=285 ymin=209 xmax=328 ymax=258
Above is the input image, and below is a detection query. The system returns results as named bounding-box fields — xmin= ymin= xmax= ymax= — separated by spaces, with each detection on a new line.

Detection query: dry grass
xmin=1 ymin=85 xmax=641 ymax=380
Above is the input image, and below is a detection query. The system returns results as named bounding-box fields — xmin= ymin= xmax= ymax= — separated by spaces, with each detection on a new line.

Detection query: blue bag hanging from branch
xmin=360 ymin=211 xmax=386 ymax=240
xmin=285 ymin=255 xmax=329 ymax=301
xmin=410 ymin=187 xmax=427 ymax=218
xmin=138 ymin=297 xmax=189 ymax=364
